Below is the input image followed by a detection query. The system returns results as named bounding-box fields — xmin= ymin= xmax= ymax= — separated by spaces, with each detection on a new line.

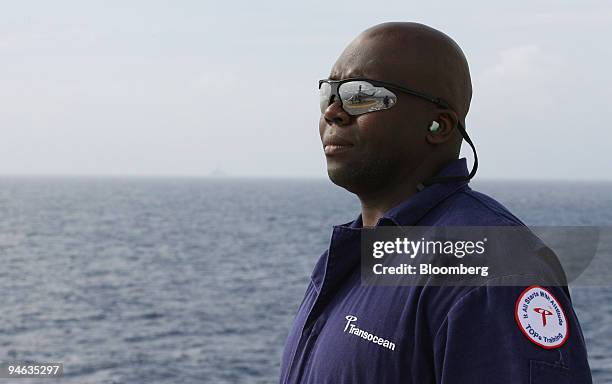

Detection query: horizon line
xmin=0 ymin=173 xmax=611 ymax=183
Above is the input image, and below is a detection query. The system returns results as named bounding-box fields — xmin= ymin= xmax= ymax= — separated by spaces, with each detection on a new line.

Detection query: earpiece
xmin=428 ymin=121 xmax=440 ymax=133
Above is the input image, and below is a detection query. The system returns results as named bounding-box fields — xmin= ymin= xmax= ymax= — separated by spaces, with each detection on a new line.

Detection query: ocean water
xmin=0 ymin=178 xmax=610 ymax=383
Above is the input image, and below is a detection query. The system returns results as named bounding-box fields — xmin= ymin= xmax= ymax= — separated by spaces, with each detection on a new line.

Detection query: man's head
xmin=319 ymin=22 xmax=472 ymax=195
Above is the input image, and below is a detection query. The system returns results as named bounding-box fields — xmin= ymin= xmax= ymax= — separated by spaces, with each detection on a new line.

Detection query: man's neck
xmin=357 ymin=176 xmax=420 ymax=227
xmin=355 ymin=156 xmax=459 ymax=227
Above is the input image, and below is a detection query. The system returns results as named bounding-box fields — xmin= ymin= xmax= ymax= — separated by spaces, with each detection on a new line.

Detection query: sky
xmin=1 ymin=0 xmax=611 ymax=180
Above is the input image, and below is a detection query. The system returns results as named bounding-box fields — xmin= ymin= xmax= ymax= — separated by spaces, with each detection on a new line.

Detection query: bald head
xmin=332 ymin=22 xmax=472 ymax=126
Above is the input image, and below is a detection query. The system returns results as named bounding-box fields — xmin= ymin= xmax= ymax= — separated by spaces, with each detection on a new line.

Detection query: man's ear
xmin=425 ymin=109 xmax=459 ymax=145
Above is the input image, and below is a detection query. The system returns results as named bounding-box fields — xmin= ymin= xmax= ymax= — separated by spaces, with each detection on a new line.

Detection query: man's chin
xmin=326 ymin=165 xmax=370 ymax=194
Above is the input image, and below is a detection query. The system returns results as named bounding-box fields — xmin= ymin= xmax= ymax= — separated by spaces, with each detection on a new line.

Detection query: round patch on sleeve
xmin=515 ymin=286 xmax=569 ymax=349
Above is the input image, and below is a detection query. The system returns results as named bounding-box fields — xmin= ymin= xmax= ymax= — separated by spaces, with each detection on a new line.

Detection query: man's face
xmin=319 ymin=37 xmax=434 ymax=194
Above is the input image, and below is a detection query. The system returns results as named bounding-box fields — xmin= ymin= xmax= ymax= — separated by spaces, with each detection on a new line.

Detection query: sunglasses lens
xmin=319 ymin=82 xmax=332 ymax=113
xmin=338 ymin=81 xmax=397 ymax=115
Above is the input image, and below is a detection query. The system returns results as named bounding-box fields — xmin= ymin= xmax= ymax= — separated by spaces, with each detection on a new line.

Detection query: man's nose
xmin=323 ymin=97 xmax=351 ymax=125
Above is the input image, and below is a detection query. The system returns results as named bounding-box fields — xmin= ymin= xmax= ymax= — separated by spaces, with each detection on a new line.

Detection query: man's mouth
xmin=324 ymin=144 xmax=354 ymax=155
xmin=322 ymin=134 xmax=354 ymax=155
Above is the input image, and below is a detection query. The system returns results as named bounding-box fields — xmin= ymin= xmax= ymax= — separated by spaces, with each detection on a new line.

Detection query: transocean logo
xmin=343 ymin=315 xmax=396 ymax=351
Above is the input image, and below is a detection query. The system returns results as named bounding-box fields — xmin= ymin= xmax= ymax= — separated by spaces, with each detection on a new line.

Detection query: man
xmin=279 ymin=22 xmax=592 ymax=383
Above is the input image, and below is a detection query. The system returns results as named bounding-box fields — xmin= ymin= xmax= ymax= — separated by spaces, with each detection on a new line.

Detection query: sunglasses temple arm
xmin=383 ymin=82 xmax=446 ymax=107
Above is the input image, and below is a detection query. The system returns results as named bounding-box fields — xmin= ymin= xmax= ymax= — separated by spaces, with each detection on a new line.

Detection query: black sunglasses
xmin=319 ymin=77 xmax=453 ymax=115
xmin=318 ymin=77 xmax=478 ymax=188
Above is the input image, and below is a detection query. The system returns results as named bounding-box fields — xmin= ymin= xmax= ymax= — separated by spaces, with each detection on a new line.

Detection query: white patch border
xmin=514 ymin=285 xmax=569 ymax=349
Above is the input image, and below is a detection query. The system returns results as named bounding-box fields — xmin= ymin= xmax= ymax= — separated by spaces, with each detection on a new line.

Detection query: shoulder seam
xmin=458 ymin=189 xmax=525 ymax=225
